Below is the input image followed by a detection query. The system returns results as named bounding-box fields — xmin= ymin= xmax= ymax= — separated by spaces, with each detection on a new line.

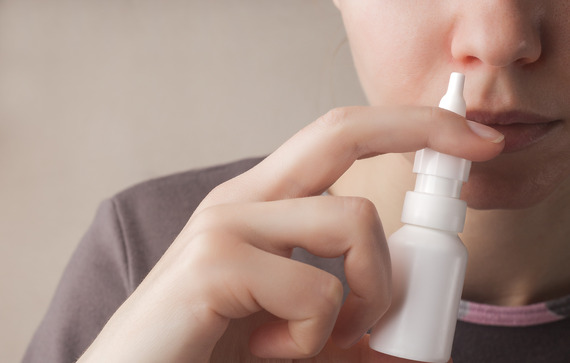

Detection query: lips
xmin=466 ymin=111 xmax=563 ymax=153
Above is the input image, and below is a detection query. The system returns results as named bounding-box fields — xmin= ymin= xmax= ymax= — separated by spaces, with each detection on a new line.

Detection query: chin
xmin=462 ymin=177 xmax=545 ymax=210
xmin=461 ymin=163 xmax=570 ymax=210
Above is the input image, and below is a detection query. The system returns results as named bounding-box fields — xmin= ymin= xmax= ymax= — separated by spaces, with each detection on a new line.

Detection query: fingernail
xmin=467 ymin=120 xmax=505 ymax=143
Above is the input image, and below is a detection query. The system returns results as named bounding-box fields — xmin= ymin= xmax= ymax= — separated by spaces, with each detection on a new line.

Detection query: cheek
xmin=342 ymin=3 xmax=450 ymax=106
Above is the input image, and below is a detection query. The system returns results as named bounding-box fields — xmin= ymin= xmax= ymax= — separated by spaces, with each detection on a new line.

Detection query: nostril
xmin=450 ymin=7 xmax=542 ymax=68
xmin=452 ymin=32 xmax=542 ymax=68
xmin=514 ymin=38 xmax=542 ymax=65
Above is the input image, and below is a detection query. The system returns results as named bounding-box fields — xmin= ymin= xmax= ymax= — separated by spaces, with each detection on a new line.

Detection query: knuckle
xmin=182 ymin=230 xmax=223 ymax=269
xmin=313 ymin=106 xmax=365 ymax=158
xmin=343 ymin=196 xmax=381 ymax=230
xmin=316 ymin=106 xmax=353 ymax=130
xmin=188 ymin=205 xmax=228 ymax=235
xmin=182 ymin=207 xmax=236 ymax=262
xmin=199 ymin=180 xmax=233 ymax=208
xmin=318 ymin=274 xmax=344 ymax=314
xmin=204 ymin=183 xmax=224 ymax=202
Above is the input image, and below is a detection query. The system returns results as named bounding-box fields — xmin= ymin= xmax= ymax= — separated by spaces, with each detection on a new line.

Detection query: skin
xmin=332 ymin=0 xmax=570 ymax=306
xmin=79 ymin=0 xmax=570 ymax=362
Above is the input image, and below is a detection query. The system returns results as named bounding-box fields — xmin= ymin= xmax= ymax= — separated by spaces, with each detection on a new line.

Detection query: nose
xmin=451 ymin=1 xmax=542 ymax=67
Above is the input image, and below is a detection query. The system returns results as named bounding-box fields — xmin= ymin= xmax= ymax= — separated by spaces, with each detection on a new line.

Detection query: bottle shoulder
xmin=389 ymin=224 xmax=467 ymax=255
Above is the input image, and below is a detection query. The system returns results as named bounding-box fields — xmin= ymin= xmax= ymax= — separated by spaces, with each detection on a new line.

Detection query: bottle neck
xmin=414 ymin=174 xmax=463 ymax=199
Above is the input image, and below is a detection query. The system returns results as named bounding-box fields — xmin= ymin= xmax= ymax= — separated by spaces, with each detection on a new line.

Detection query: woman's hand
xmin=79 ymin=106 xmax=502 ymax=363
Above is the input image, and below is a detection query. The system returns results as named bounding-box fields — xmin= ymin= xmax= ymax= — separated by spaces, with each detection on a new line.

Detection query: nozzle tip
xmin=448 ymin=72 xmax=465 ymax=93
xmin=439 ymin=72 xmax=466 ymax=116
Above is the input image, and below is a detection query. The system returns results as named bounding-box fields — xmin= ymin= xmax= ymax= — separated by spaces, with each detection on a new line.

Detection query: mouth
xmin=466 ymin=110 xmax=563 ymax=153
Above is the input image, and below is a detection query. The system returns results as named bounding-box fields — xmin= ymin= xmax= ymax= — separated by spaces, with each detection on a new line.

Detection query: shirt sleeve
xmin=22 ymin=199 xmax=132 ymax=363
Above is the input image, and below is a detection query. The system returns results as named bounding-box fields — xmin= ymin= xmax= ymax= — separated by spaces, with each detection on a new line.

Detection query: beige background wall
xmin=0 ymin=1 xmax=366 ymax=361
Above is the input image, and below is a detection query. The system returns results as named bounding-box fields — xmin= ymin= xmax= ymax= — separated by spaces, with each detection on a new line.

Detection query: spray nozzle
xmin=413 ymin=72 xmax=471 ymax=191
xmin=401 ymin=72 xmax=472 ymax=232
xmin=439 ymin=72 xmax=467 ymax=116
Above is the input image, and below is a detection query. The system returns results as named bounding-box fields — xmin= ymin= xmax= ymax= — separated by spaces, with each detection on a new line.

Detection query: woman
xmin=24 ymin=1 xmax=570 ymax=362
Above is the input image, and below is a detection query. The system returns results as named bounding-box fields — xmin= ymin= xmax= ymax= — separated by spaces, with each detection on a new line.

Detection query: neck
xmin=330 ymin=154 xmax=570 ymax=306
xmin=461 ymin=184 xmax=570 ymax=305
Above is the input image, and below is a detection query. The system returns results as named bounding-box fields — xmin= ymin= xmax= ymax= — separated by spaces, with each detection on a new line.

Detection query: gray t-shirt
xmin=22 ymin=158 xmax=570 ymax=363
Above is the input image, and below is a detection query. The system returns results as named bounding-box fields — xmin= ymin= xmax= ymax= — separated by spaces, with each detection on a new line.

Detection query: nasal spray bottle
xmin=369 ymin=73 xmax=470 ymax=363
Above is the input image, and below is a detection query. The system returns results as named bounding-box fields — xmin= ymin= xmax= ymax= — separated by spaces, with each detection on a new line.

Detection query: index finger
xmin=201 ymin=106 xmax=504 ymax=207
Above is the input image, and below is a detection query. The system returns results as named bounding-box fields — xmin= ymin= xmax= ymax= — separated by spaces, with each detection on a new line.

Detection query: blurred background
xmin=0 ymin=0 xmax=366 ymax=361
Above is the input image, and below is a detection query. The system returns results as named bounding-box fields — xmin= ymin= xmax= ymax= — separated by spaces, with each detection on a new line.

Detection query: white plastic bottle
xmin=369 ymin=73 xmax=470 ymax=363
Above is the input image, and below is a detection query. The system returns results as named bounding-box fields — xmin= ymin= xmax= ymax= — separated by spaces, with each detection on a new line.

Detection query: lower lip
xmin=489 ymin=120 xmax=563 ymax=153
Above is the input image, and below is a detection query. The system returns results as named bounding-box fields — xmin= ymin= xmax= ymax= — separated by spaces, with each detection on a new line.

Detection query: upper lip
xmin=466 ymin=110 xmax=557 ymax=126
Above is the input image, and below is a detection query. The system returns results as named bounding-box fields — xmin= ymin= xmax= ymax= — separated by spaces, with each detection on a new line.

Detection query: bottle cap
xmin=402 ymin=72 xmax=471 ymax=232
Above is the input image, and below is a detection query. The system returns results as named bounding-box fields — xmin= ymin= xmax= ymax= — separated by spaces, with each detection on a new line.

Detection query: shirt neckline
xmin=458 ymin=293 xmax=570 ymax=327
